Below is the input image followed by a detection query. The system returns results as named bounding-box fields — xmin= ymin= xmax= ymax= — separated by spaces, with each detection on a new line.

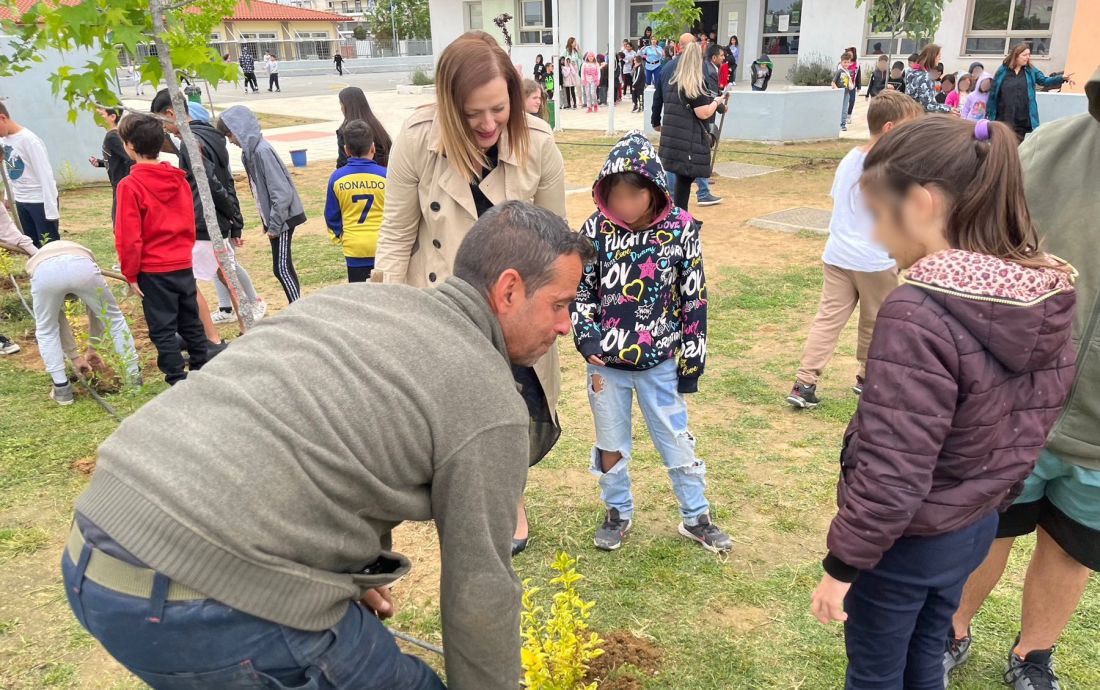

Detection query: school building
xmin=429 ymin=0 xmax=1090 ymax=86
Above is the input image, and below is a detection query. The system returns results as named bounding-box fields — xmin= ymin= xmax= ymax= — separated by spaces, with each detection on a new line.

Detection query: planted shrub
xmin=410 ymin=67 xmax=435 ymax=86
xmin=787 ymin=53 xmax=836 ymax=86
xmin=521 ymin=552 xmax=605 ymax=690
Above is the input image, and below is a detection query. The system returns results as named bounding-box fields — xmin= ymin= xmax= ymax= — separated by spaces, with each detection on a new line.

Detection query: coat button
xmin=430 ymin=201 xmax=441 ymax=212
xmin=428 ymin=272 xmax=437 ymax=282
xmin=432 ymin=239 xmax=441 ymax=248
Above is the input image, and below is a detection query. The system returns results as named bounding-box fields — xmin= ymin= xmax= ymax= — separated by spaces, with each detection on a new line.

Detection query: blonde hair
xmin=434 ymin=31 xmax=529 ymax=183
xmin=670 ymin=42 xmax=705 ymax=99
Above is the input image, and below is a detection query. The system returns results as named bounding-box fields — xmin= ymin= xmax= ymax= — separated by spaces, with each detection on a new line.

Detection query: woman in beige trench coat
xmin=374 ymin=31 xmax=567 ymax=556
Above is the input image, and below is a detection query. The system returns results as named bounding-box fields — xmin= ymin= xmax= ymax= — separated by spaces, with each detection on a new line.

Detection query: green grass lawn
xmin=0 ymin=131 xmax=1097 ymax=689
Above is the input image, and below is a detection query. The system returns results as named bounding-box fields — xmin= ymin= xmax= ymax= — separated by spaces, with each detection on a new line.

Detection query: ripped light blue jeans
xmin=587 ymin=358 xmax=709 ymax=525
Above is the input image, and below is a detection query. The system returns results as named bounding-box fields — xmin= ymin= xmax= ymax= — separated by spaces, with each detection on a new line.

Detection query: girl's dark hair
xmin=846 ymin=46 xmax=858 ymax=62
xmin=1004 ymin=42 xmax=1031 ymax=68
xmin=915 ymin=44 xmax=940 ymax=71
xmin=862 ymin=117 xmax=1055 ymax=270
xmin=535 ymin=54 xmax=543 ymax=63
xmin=601 ymin=171 xmax=663 ymax=223
xmin=729 ymin=35 xmax=738 ymax=46
xmin=338 ymin=86 xmax=392 ymax=167
xmin=941 ymin=73 xmax=956 ymax=87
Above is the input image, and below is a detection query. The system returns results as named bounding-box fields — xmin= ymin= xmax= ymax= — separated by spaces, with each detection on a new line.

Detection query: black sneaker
xmin=678 ymin=514 xmax=733 ymax=553
xmin=787 ymin=383 xmax=820 ymax=409
xmin=593 ymin=508 xmax=632 ymax=551
xmin=943 ymin=631 xmax=971 ymax=686
xmin=1005 ymin=643 xmax=1061 ymax=690
xmin=852 ymin=376 xmax=865 ymax=396
xmin=0 ymin=334 xmax=20 ymax=355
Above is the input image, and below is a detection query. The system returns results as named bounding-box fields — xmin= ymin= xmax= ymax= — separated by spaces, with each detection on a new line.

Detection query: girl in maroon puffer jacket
xmin=810 ymin=116 xmax=1077 ymax=689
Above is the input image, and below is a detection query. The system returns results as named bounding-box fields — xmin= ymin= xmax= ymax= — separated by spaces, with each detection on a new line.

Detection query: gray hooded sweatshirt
xmin=219 ymin=106 xmax=306 ymax=236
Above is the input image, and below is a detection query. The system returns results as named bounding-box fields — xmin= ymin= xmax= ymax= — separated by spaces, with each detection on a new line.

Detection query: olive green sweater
xmin=76 ymin=278 xmax=530 ymax=689
xmin=1018 ymin=65 xmax=1100 ymax=470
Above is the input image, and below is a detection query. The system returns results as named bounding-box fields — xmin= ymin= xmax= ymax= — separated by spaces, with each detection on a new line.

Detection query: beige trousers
xmin=796 ymin=263 xmax=899 ymax=386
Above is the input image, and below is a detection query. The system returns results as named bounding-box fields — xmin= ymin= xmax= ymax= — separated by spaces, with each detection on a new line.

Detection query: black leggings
xmin=673 ymin=174 xmax=693 ymax=211
xmin=347 ymin=265 xmax=373 ymax=283
xmin=244 ymin=71 xmax=258 ymax=91
xmin=565 ymin=86 xmax=577 ymax=108
xmin=269 ymin=228 xmax=301 ymax=303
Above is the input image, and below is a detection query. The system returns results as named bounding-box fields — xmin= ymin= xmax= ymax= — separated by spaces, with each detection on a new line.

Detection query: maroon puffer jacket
xmin=823 ymin=250 xmax=1076 ymax=582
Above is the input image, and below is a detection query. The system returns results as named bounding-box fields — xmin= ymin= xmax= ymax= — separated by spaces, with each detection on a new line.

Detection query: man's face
xmin=712 ymin=50 xmax=725 ymax=66
xmin=494 ymin=255 xmax=583 ymax=366
xmin=158 ymin=108 xmax=179 ymax=135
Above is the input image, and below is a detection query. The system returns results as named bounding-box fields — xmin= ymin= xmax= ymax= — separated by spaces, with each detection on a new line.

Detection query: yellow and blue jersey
xmin=324 ymin=158 xmax=386 ymax=267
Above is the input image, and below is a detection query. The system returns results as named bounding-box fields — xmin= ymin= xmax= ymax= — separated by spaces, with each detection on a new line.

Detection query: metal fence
xmin=336 ymin=38 xmax=433 ymax=59
xmin=126 ymin=37 xmax=432 ymax=65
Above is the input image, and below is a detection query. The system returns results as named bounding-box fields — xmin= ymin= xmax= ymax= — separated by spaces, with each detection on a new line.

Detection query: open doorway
xmin=694 ymin=1 xmax=720 ymax=39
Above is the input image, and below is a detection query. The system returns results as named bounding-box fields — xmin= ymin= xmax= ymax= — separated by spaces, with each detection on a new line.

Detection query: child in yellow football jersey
xmin=324 ymin=120 xmax=386 ymax=282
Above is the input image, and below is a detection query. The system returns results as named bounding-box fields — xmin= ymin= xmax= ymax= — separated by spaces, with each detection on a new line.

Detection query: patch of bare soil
xmin=699 ymin=603 xmax=772 ymax=635
xmin=586 ymin=630 xmax=663 ymax=690
xmin=70 ymin=457 xmax=97 ymax=476
xmin=390 ymin=521 xmax=442 ymax=609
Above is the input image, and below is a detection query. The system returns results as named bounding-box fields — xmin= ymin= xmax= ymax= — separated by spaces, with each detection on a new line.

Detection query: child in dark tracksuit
xmin=115 ymin=114 xmax=208 ymax=384
xmin=810 ymin=116 xmax=1077 ymax=689
xmin=571 ymin=130 xmax=732 ymax=555
xmin=630 ymin=56 xmax=645 ymax=112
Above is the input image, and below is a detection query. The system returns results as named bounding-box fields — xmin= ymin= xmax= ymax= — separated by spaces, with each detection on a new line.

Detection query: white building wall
xmin=428 ymin=0 xmax=463 ymax=58
xmin=798 ymin=1 xmax=866 ymax=65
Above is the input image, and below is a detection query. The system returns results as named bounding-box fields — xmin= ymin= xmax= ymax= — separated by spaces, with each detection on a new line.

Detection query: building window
xmin=464 ymin=2 xmax=482 ymax=32
xmin=862 ymin=1 xmax=931 ymax=56
xmin=965 ymin=0 xmax=1054 ymax=56
xmin=517 ymin=0 xmax=553 ymax=45
xmin=629 ymin=2 xmax=655 ymax=40
xmin=762 ymin=0 xmax=799 ymax=55
xmin=239 ymin=32 xmax=279 ymax=61
xmin=296 ymin=31 xmax=333 ymax=59
xmin=354 ymin=0 xmax=362 ymax=11
xmin=209 ymin=32 xmax=220 ymax=41
xmin=341 ymin=1 xmax=348 ymax=11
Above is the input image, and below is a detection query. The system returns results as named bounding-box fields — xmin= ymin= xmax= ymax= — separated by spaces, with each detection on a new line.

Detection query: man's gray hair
xmin=454 ymin=200 xmax=595 ymax=298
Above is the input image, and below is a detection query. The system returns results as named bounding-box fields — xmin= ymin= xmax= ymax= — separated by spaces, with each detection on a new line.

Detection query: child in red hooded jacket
xmin=115 ymin=113 xmax=208 ymax=385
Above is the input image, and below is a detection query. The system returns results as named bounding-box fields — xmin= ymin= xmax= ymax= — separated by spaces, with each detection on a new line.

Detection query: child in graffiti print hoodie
xmin=571 ymin=130 xmax=732 ymax=554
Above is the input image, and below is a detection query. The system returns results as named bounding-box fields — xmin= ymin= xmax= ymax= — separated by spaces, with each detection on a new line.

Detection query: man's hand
xmin=653 ymin=124 xmax=661 ymax=132
xmin=811 ymin=573 xmax=851 ymax=624
xmin=587 ymin=354 xmax=605 ymax=366
xmin=71 ymin=355 xmax=92 ymax=377
xmin=231 ymin=237 xmax=245 ymax=248
xmin=88 ymin=156 xmax=100 ymax=168
xmin=361 ymin=586 xmax=395 ymax=619
xmin=128 ymin=282 xmax=144 ymax=298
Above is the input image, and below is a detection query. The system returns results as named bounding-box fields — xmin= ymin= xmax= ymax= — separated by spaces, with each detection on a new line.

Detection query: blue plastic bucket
xmin=290 ymin=149 xmax=308 ymax=168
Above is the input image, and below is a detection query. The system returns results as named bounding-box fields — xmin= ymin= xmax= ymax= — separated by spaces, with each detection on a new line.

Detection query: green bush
xmin=787 ymin=54 xmax=836 ymax=86
xmin=410 ymin=67 xmax=434 ymax=86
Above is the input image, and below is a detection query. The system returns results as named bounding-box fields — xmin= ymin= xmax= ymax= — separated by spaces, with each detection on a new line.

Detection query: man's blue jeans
xmin=665 ymin=172 xmax=712 ymax=201
xmin=62 ymin=548 xmax=445 ymax=689
xmin=587 ymin=358 xmax=709 ymax=525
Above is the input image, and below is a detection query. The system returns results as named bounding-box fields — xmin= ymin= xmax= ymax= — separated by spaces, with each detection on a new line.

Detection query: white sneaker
xmin=211 ymin=310 xmax=236 ymax=325
xmin=253 ymin=298 xmax=267 ymax=322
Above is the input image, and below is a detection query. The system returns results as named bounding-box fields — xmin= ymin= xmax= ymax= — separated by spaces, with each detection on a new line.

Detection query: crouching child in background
xmin=324 ymin=120 xmax=386 ymax=283
xmin=810 ymin=116 xmax=1077 ymax=689
xmin=570 ymin=130 xmax=732 ymax=554
xmin=115 ymin=113 xmax=208 ymax=385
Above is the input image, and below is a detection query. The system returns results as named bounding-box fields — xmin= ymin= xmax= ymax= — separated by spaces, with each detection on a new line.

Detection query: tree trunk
xmin=149 ymin=0 xmax=254 ymax=332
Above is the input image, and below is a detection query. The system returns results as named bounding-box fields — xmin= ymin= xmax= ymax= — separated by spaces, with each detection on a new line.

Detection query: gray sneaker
xmin=1005 ymin=644 xmax=1061 ymax=690
xmin=678 ymin=514 xmax=733 ymax=553
xmin=49 ymin=382 xmax=74 ymax=406
xmin=943 ymin=631 xmax=971 ymax=686
xmin=697 ymin=194 xmax=723 ymax=206
xmin=594 ymin=508 xmax=632 ymax=551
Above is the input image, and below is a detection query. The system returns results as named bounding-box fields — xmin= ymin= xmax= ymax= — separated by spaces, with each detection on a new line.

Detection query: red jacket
xmin=824 ymin=250 xmax=1076 ymax=582
xmin=113 ymin=162 xmax=196 ymax=283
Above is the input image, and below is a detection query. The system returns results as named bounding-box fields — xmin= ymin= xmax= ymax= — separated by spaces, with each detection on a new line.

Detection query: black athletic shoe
xmin=787 ymin=382 xmax=820 ymax=409
xmin=678 ymin=514 xmax=733 ymax=553
xmin=0 ymin=334 xmax=19 ymax=355
xmin=1005 ymin=641 xmax=1061 ymax=690
xmin=943 ymin=630 xmax=972 ymax=686
xmin=593 ymin=508 xmax=632 ymax=551
xmin=852 ymin=376 xmax=865 ymax=396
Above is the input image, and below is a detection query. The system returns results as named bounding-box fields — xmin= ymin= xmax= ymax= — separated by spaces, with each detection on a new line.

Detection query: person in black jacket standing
xmin=239 ymin=48 xmax=259 ymax=93
xmin=88 ymin=107 xmax=134 ymax=221
xmin=657 ymin=41 xmax=725 ymax=212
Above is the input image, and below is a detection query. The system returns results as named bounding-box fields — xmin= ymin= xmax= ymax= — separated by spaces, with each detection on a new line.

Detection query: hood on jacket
xmin=218 ymin=106 xmax=264 ymax=155
xmin=592 ymin=130 xmax=672 ymax=229
xmin=189 ymin=119 xmax=230 ymax=168
xmin=904 ymin=249 xmax=1076 ymax=373
xmin=127 ymin=162 xmax=190 ymax=196
xmin=754 ymin=55 xmax=772 ymax=66
xmin=975 ymin=71 xmax=994 ymax=95
xmin=1087 ymin=64 xmax=1100 ymax=122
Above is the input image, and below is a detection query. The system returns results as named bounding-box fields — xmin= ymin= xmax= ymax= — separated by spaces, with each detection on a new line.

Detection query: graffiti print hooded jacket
xmin=571 ymin=130 xmax=707 ymax=394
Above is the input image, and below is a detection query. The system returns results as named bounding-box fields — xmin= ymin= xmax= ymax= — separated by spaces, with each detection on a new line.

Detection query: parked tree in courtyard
xmin=367 ymin=0 xmax=431 ymax=42
xmin=857 ymin=0 xmax=947 ymax=49
xmin=648 ymin=0 xmax=703 ymax=42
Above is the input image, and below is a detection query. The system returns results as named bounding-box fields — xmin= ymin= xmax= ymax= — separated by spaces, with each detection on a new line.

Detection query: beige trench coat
xmin=374 ymin=105 xmax=567 ymax=412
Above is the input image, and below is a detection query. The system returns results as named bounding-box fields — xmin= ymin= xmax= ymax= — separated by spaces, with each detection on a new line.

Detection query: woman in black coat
xmin=658 ymin=42 xmax=725 ymax=211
